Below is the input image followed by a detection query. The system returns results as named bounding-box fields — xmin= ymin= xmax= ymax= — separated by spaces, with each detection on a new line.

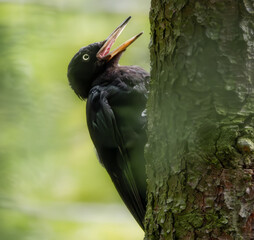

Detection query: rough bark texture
xmin=145 ymin=0 xmax=254 ymax=239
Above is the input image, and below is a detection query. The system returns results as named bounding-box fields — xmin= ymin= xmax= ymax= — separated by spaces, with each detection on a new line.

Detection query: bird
xmin=67 ymin=16 xmax=149 ymax=229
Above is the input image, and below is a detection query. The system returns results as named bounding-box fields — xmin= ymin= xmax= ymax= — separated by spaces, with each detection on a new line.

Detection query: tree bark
xmin=145 ymin=0 xmax=254 ymax=239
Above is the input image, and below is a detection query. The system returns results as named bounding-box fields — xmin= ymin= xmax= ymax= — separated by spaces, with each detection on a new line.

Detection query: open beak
xmin=96 ymin=16 xmax=143 ymax=61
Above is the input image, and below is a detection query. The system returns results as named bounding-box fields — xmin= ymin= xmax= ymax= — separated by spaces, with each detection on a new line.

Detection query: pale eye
xmin=82 ymin=54 xmax=90 ymax=61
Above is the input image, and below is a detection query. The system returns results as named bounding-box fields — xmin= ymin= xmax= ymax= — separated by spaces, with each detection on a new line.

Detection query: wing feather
xmin=86 ymin=85 xmax=146 ymax=229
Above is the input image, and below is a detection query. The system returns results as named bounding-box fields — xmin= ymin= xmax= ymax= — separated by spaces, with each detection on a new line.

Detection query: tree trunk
xmin=145 ymin=0 xmax=254 ymax=239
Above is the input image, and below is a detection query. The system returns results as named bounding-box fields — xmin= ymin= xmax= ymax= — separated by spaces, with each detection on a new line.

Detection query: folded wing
xmin=86 ymin=82 xmax=147 ymax=229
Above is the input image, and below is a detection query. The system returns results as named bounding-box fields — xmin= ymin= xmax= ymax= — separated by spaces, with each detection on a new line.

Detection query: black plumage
xmin=67 ymin=17 xmax=149 ymax=229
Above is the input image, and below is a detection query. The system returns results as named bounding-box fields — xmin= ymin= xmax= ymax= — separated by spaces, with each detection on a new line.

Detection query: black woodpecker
xmin=67 ymin=16 xmax=149 ymax=229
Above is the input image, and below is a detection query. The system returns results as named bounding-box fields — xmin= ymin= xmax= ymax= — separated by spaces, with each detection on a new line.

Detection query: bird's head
xmin=67 ymin=16 xmax=143 ymax=99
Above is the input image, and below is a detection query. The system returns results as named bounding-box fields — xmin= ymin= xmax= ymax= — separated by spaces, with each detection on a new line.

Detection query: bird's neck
xmin=107 ymin=52 xmax=123 ymax=67
xmin=91 ymin=65 xmax=117 ymax=88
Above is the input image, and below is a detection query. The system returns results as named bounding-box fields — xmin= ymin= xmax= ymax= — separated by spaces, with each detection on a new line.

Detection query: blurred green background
xmin=0 ymin=1 xmax=149 ymax=239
